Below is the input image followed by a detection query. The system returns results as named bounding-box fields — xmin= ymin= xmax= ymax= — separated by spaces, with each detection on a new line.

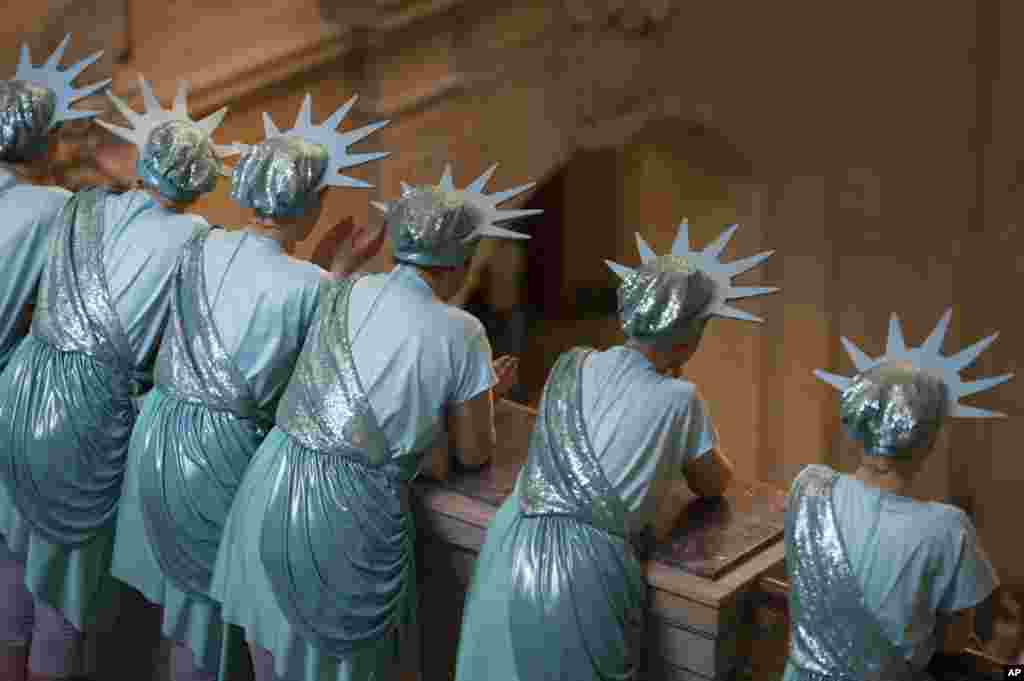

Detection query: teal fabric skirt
xmin=113 ymin=387 xmax=264 ymax=672
xmin=209 ymin=428 xmax=419 ymax=681
xmin=0 ymin=336 xmax=130 ymax=631
xmin=455 ymin=487 xmax=646 ymax=681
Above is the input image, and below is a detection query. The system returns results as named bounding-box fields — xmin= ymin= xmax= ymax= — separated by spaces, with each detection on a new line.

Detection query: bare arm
xmin=683 ymin=448 xmax=735 ymax=499
xmin=446 ymin=389 xmax=497 ymax=469
xmin=940 ymin=608 xmax=976 ymax=654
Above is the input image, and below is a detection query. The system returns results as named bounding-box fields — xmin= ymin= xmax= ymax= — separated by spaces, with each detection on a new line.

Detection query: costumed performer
xmin=109 ymin=92 xmax=391 ymax=681
xmin=0 ymin=34 xmax=110 ymax=681
xmin=784 ymin=308 xmax=1010 ymax=680
xmin=209 ymin=162 xmax=535 ymax=681
xmin=455 ymin=219 xmax=779 ymax=681
xmin=0 ymin=73 xmax=232 ymax=681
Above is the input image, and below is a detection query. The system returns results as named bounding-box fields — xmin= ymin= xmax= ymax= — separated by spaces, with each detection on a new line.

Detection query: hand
xmin=310 ymin=217 xmax=355 ymax=271
xmin=492 ymin=355 xmax=520 ymax=399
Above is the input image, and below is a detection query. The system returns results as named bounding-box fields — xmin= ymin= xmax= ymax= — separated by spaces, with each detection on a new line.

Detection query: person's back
xmin=0 ymin=67 xmax=233 ymax=681
xmin=100 ymin=188 xmax=204 ymax=367
xmin=111 ymin=99 xmax=393 ymax=681
xmin=785 ymin=310 xmax=1006 ymax=681
xmin=348 ymin=264 xmax=494 ymax=458
xmin=211 ymin=166 xmax=532 ymax=681
xmin=0 ymin=173 xmax=69 ymax=368
xmin=456 ymin=220 xmax=776 ymax=681
xmin=580 ymin=345 xmax=716 ymax=534
xmin=203 ymin=229 xmax=322 ymax=407
xmin=830 ymin=473 xmax=995 ymax=669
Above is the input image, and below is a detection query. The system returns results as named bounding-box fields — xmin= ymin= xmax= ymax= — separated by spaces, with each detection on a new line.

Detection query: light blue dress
xmin=210 ymin=264 xmax=495 ymax=681
xmin=0 ymin=188 xmax=204 ymax=631
xmin=455 ymin=346 xmax=717 ymax=681
xmin=0 ymin=167 xmax=70 ymax=370
xmin=111 ymin=228 xmax=323 ymax=672
xmin=782 ymin=464 xmax=998 ymax=680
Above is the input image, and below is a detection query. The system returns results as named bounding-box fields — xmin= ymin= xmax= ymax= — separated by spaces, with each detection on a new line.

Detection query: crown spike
xmin=406 ymin=163 xmax=544 ymax=243
xmin=45 ymin=35 xmax=71 ymax=69
xmin=886 ymin=314 xmax=906 ymax=355
xmin=98 ymin=73 xmax=227 ymax=165
xmin=106 ymin=92 xmax=139 ymax=125
xmin=946 ymin=332 xmax=999 ymax=372
xmin=720 ymin=250 xmax=773 ymax=278
xmin=727 ymin=285 xmax=779 ymax=300
xmin=63 ymin=50 xmax=103 ymax=82
xmin=17 ymin=44 xmax=31 ymax=71
xmin=71 ymin=78 xmax=111 ymax=102
xmin=63 ymin=108 xmax=103 ymax=122
xmin=323 ymin=95 xmax=358 ymax=131
xmin=840 ymin=337 xmax=875 ymax=373
xmin=921 ymin=308 xmax=952 ymax=356
xmin=336 ymin=119 xmax=391 ymax=147
xmin=438 ymin=164 xmax=455 ymax=191
xmin=486 ymin=182 xmax=536 ymax=206
xmin=173 ymin=80 xmax=190 ymax=116
xmin=814 ymin=369 xmax=852 ymax=392
xmin=959 ymin=373 xmax=1014 ymax=399
xmin=467 ymin=163 xmax=499 ymax=193
xmin=476 ymin=225 xmax=531 ymax=240
xmin=262 ymin=112 xmax=280 ymax=138
xmin=953 ymin=405 xmax=1007 ymax=419
xmin=606 ymin=260 xmax=635 ymax=281
xmin=197 ymin=107 xmax=228 ymax=137
xmin=815 ymin=309 xmax=1011 ymax=420
xmin=15 ymin=35 xmax=109 ymax=126
xmin=345 ymin=151 xmax=391 ymax=167
xmin=276 ymin=96 xmax=389 ymax=191
xmin=328 ymin=175 xmax=375 ymax=190
xmin=713 ymin=304 xmax=763 ymax=323
xmin=295 ymin=94 xmax=313 ymax=130
xmin=702 ymin=224 xmax=740 ymax=260
xmin=670 ymin=219 xmax=690 ymax=256
xmin=635 ymin=233 xmax=657 ymax=263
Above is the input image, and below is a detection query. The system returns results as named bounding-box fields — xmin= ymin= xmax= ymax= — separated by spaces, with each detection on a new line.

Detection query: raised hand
xmin=310 ymin=217 xmax=356 ymax=272
xmin=492 ymin=355 xmax=520 ymax=399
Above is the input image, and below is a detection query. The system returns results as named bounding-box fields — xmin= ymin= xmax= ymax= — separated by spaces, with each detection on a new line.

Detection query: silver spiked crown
xmin=374 ymin=162 xmax=543 ymax=267
xmin=815 ymin=309 xmax=1013 ymax=420
xmin=605 ymin=220 xmax=778 ymax=342
xmin=13 ymin=34 xmax=110 ymax=128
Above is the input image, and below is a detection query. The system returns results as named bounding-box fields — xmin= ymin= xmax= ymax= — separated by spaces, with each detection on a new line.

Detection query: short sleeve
xmin=449 ymin=327 xmax=497 ymax=404
xmin=934 ymin=511 xmax=999 ymax=614
xmin=678 ymin=390 xmax=718 ymax=466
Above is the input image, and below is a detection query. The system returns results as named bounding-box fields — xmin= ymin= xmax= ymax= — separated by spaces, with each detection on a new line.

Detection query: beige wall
xmin=19 ymin=1 xmax=1020 ymax=589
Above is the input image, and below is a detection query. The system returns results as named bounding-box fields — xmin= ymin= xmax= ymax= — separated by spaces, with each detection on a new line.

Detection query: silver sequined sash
xmin=786 ymin=465 xmax=919 ymax=681
xmin=32 ymin=188 xmax=140 ymax=375
xmin=151 ymin=227 xmax=270 ymax=424
xmin=260 ymin=276 xmax=417 ymax=656
xmin=518 ymin=347 xmax=631 ymax=538
xmin=139 ymin=227 xmax=272 ymax=596
xmin=1 ymin=188 xmax=148 ymax=545
xmin=509 ymin=347 xmax=645 ymax=680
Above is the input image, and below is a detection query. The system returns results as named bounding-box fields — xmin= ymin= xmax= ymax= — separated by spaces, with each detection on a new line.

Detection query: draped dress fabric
xmin=0 ymin=167 xmax=70 ymax=371
xmin=111 ymin=228 xmax=323 ymax=673
xmin=211 ymin=264 xmax=496 ymax=681
xmin=0 ymin=188 xmax=203 ymax=630
xmin=457 ymin=348 xmax=647 ymax=681
xmin=455 ymin=346 xmax=716 ymax=681
xmin=783 ymin=465 xmax=998 ymax=681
